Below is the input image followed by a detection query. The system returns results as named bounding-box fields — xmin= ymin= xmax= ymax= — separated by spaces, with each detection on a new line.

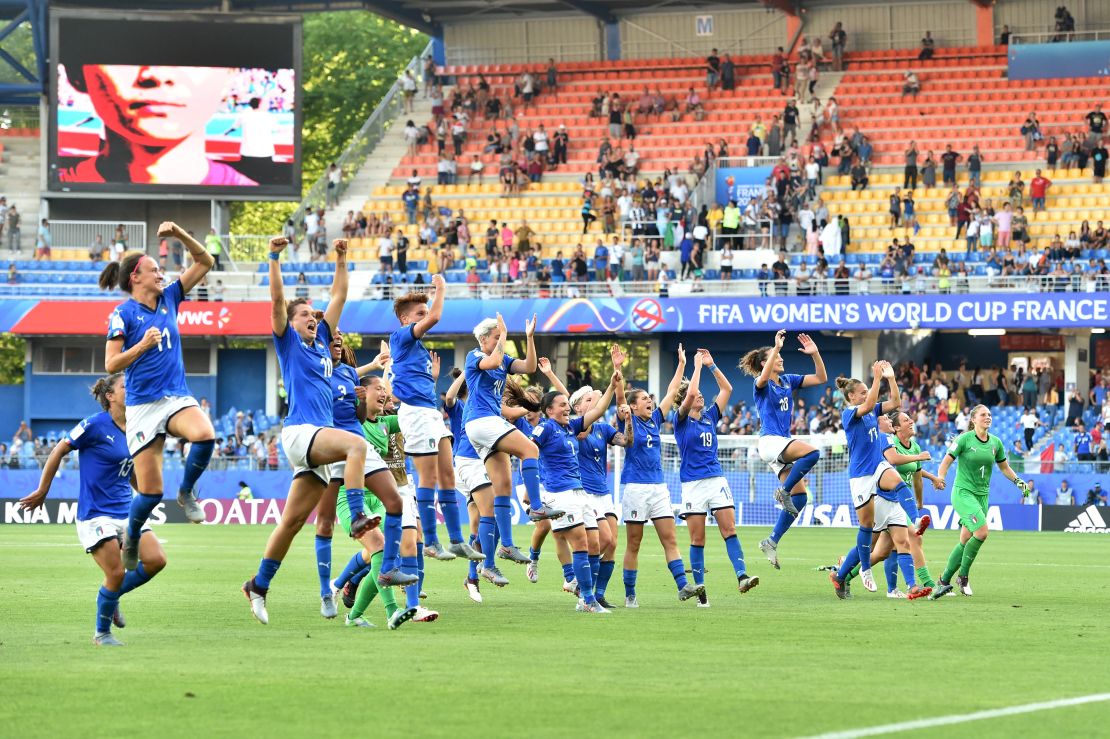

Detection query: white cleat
xmin=625 ymin=595 xmax=639 ymax=608
xmin=464 ymin=578 xmax=483 ymax=603
xmin=93 ymin=632 xmax=124 ymax=647
xmin=345 ymin=615 xmax=375 ymax=628
xmin=320 ymin=594 xmax=338 ymax=619
xmin=242 ymin=579 xmax=269 ymax=625
xmin=886 ymin=589 xmax=908 ymax=599
xmin=526 ymin=560 xmax=539 ymax=583
xmin=759 ymin=538 xmax=780 ymax=569
xmin=576 ymin=598 xmax=611 ymax=614
xmin=562 ymin=578 xmax=579 ymax=595
xmin=860 ymin=568 xmax=878 ymax=593
xmin=413 ymin=606 xmax=440 ymax=623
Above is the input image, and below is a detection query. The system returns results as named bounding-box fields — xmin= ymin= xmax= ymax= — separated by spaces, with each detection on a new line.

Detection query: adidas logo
xmin=1065 ymin=505 xmax=1110 ymax=533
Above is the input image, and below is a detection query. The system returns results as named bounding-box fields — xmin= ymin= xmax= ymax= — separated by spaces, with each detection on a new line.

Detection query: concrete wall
xmin=619 ymin=8 xmax=786 ymax=59
xmin=802 ymin=0 xmax=977 ymax=52
xmin=444 ymin=16 xmax=602 ymax=65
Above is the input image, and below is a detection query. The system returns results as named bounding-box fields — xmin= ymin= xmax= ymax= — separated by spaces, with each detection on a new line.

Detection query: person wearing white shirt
xmin=617 ymin=191 xmax=633 ymax=221
xmin=934 ymin=381 xmax=949 ymax=404
xmin=377 ymin=234 xmax=393 ymax=267
xmin=805 ymin=159 xmax=820 ymax=188
xmin=954 ymin=408 xmax=969 ymax=433
xmin=692 ymin=223 xmax=708 ymax=244
xmin=671 ymin=180 xmax=689 ymax=203
xmin=533 ymin=125 xmax=549 ymax=158
xmin=1019 ymin=408 xmax=1041 ymax=449
xmin=798 ymin=204 xmax=815 ymax=234
xmin=610 ymin=237 xmax=626 ymax=278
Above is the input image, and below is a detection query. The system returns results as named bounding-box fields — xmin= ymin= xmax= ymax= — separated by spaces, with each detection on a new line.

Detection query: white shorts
xmin=680 ymin=476 xmax=734 ymax=519
xmin=757 ymin=434 xmax=794 ymax=476
xmin=76 ymin=516 xmax=151 ymax=553
xmin=327 ymin=444 xmax=389 ymax=482
xmin=399 ymin=481 xmax=419 ymax=528
xmin=455 ymin=455 xmax=492 ymax=499
xmin=398 ymin=403 xmax=452 ymax=456
xmin=586 ymin=491 xmax=618 ymax=519
xmin=873 ymin=495 xmax=909 ymax=532
xmin=622 ymin=482 xmax=673 ymax=523
xmin=125 ymin=395 xmax=199 ymax=454
xmin=281 ymin=424 xmax=339 ymax=484
xmin=850 ymin=461 xmax=896 ymax=508
xmin=543 ymin=489 xmax=599 ymax=532
xmin=465 ymin=416 xmax=517 ymax=461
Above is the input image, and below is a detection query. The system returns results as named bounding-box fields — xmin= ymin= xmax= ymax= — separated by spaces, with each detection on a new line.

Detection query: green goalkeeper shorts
xmin=952 ymin=488 xmax=989 ymax=532
xmin=336 ymin=486 xmax=386 ymax=537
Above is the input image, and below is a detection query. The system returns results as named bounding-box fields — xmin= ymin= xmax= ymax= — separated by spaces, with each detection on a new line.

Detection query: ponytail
xmin=98 ymin=251 xmax=146 ymax=293
xmin=91 ymin=373 xmax=123 ymax=410
xmin=739 ymin=347 xmax=770 ymax=377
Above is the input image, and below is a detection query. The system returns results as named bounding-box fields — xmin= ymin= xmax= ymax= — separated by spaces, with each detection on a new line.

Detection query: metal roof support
xmin=0 ymin=0 xmax=47 ymax=105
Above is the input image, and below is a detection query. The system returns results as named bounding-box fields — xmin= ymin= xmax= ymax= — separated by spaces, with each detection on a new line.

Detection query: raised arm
xmin=477 ymin=313 xmax=508 ymax=370
xmin=538 ymin=357 xmax=568 ymax=397
xmin=756 ymin=330 xmax=786 ymax=390
xmin=444 ymin=367 xmax=466 ymax=408
xmin=268 ymin=236 xmax=289 ymax=336
xmin=610 ymin=344 xmax=627 ymax=406
xmin=880 ymin=361 xmax=901 ymax=413
xmin=701 ymin=348 xmax=732 ymax=415
xmin=658 ymin=343 xmax=687 ymax=416
xmin=322 ymin=239 xmax=349 ymax=332
xmin=355 ymin=349 xmax=391 ymax=378
xmin=613 ymin=402 xmax=633 ymax=447
xmin=582 ymin=372 xmax=618 ymax=429
xmin=164 ymin=222 xmax=214 ymax=293
xmin=798 ymin=333 xmax=828 ymax=388
xmin=18 ymin=439 xmax=73 ymax=510
xmin=855 ymin=361 xmax=884 ymax=417
xmin=413 ymin=274 xmax=446 ymax=339
xmin=509 ymin=313 xmax=538 ymax=374
xmin=679 ymin=350 xmax=704 ymax=420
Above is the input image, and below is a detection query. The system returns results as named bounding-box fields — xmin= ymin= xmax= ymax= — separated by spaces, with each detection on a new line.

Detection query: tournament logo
xmin=630 ymin=298 xmax=666 ymax=332
xmin=218 ymin=307 xmax=232 ymax=328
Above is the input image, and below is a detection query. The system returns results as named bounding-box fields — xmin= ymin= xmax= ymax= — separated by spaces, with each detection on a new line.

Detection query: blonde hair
xmin=673 ymin=378 xmax=692 ymax=408
xmin=473 ymin=317 xmax=498 ymax=343
xmin=835 ymin=376 xmax=863 ymax=396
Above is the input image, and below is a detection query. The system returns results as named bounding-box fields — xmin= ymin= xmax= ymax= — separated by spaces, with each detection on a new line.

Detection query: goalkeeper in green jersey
xmin=930 ymin=405 xmax=1032 ymax=599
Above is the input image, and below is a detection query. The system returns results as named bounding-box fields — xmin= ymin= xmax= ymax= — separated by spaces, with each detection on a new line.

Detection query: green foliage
xmin=230 ymin=12 xmax=427 ymax=235
xmin=0 ymin=334 xmax=26 ymax=385
xmin=0 ymin=22 xmax=37 ymax=85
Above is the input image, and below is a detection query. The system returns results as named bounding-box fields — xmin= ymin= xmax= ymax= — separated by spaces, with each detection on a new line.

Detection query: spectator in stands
xmin=706 ymin=48 xmax=721 ymax=91
xmin=964 ymin=145 xmax=983 ymax=188
xmin=1085 ymin=103 xmax=1107 ymax=148
xmin=999 ymin=24 xmax=1011 ymax=45
xmin=918 ymin=31 xmax=935 ymax=61
xmin=721 ymin=53 xmax=736 ymax=91
xmin=794 ymin=59 xmax=809 ymax=103
xmin=1092 ymin=138 xmax=1109 ymax=183
xmin=553 ymin=124 xmax=569 ymax=166
xmin=849 ymin=157 xmax=868 ymax=191
xmin=829 ymin=23 xmax=846 ymax=71
xmin=32 ymin=218 xmax=51 ymax=261
xmin=1055 ymin=6 xmax=1076 ymax=41
xmin=6 ymin=204 xmax=19 ymax=252
xmin=6 ymin=262 xmax=17 ymax=285
xmin=887 ymin=188 xmax=902 ymax=229
xmin=901 ymin=71 xmax=920 ymax=98
xmin=1074 ymin=421 xmax=1095 ymax=460
xmin=1021 ymin=113 xmax=1042 ymax=151
xmin=546 ymin=58 xmax=558 ymax=93
xmin=771 ymin=47 xmax=785 ymax=91
xmin=1067 ymin=390 xmax=1085 ymax=427
xmin=203 ymin=228 xmax=224 ymax=271
xmin=1030 ymin=169 xmax=1051 ymax=212
xmin=940 ymin=145 xmax=961 ymax=186
xmin=0 ymin=196 xmax=6 ymax=244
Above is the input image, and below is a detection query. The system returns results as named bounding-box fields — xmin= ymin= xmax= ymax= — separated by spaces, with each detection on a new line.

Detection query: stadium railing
xmin=48 ymin=221 xmax=147 ymax=253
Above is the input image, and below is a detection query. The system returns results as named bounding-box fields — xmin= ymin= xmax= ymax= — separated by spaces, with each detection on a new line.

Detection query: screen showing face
xmin=50 ymin=13 xmax=301 ymax=198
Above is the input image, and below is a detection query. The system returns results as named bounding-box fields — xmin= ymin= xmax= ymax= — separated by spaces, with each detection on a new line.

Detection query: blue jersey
xmin=463 ymin=350 xmax=515 ymax=423
xmin=578 ymin=422 xmax=617 ymax=495
xmin=843 ymin=405 xmax=885 ymax=479
xmin=274 ymin=319 xmax=334 ymax=427
xmin=624 ymin=409 xmax=664 ymax=484
xmin=672 ymin=405 xmax=723 ymax=482
xmin=531 ymin=416 xmax=586 ymax=494
xmin=389 ymin=324 xmax=436 ymax=408
xmin=106 ymin=280 xmax=191 ymax=405
xmin=331 ymin=363 xmax=362 ymax=435
xmin=65 ymin=411 xmax=133 ymax=520
xmin=447 ymin=401 xmax=479 ymax=459
xmin=754 ymin=373 xmax=804 ymax=438
xmin=1076 ymin=432 xmax=1092 ymax=455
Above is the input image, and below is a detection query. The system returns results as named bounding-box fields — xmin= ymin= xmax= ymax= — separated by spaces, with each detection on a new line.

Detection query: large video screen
xmin=49 ymin=12 xmax=301 ymax=199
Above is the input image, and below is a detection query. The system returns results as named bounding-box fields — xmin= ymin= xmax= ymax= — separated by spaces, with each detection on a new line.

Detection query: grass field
xmin=2 ymin=524 xmax=1108 ymax=738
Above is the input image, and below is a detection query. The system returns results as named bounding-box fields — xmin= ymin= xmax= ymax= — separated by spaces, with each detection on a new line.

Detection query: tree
xmin=0 ymin=334 xmax=26 ymax=384
xmin=230 ymin=12 xmax=427 ymax=236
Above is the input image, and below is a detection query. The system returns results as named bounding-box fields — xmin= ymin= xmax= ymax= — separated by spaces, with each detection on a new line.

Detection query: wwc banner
xmin=715 ymin=166 xmax=773 ymax=207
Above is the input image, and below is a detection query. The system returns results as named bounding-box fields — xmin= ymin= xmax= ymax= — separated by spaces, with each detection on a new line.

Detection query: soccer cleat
xmin=526 ymin=560 xmax=539 ymax=583
xmin=887 ymin=589 xmax=907 ymax=599
xmin=338 ymin=580 xmax=356 ymax=609
xmin=464 ymin=577 xmax=483 ymax=603
xmin=480 ymin=565 xmax=509 ymax=587
xmin=696 ymin=590 xmax=711 ymax=608
xmin=759 ymin=538 xmax=780 ymax=569
xmin=242 ymin=578 xmax=269 ymax=625
xmin=121 ymin=530 xmax=140 ymax=572
xmin=345 ymin=614 xmax=375 ymax=628
xmin=112 ymin=605 xmax=126 ymax=629
xmin=177 ymin=490 xmax=205 ymax=523
xmin=737 ymin=574 xmax=760 ymax=594
xmin=349 ymin=513 xmax=382 ymax=539
xmin=497 ymin=545 xmax=530 ymax=564
xmin=423 ymin=542 xmax=457 ymax=561
xmin=419 ymin=590 xmax=428 ymax=600
xmin=830 ymin=571 xmax=849 ymax=600
xmin=596 ymin=595 xmax=615 ymax=609
xmin=678 ymin=583 xmax=705 ymax=602
xmin=957 ymin=575 xmax=973 ymax=596
xmin=576 ymin=598 xmax=611 ymax=614
xmin=624 ymin=595 xmax=640 ymax=608
xmin=448 ymin=541 xmax=485 ymax=561
xmin=562 ymin=578 xmax=579 ymax=596
xmin=377 ymin=567 xmax=418 ymax=588
xmin=413 ymin=606 xmax=439 ymax=623
xmin=387 ymin=606 xmax=418 ymax=630
xmin=320 ymin=594 xmax=338 ymax=619
xmin=928 ymin=580 xmax=955 ymax=600
xmin=93 ymin=632 xmax=124 ymax=647
xmin=860 ymin=568 xmax=878 ymax=593
xmin=774 ymin=487 xmax=798 ymax=516
xmin=527 ymin=503 xmax=565 ymax=521
xmin=907 ymin=585 xmax=933 ymax=600
xmin=915 ymin=514 xmax=932 ymax=537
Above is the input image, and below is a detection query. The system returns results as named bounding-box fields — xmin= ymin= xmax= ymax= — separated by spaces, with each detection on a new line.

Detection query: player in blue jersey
xmin=466 ymin=313 xmax=563 ymax=584
xmin=739 ymin=330 xmax=828 ymax=570
xmin=390 ymin=278 xmax=477 ymax=561
xmin=243 ymin=236 xmax=414 ymax=625
xmin=673 ymin=349 xmax=759 ymax=605
xmin=20 ymin=374 xmax=166 ymax=646
xmin=99 ymin=222 xmax=216 ymax=571
xmin=620 ymin=344 xmax=703 ymax=607
xmin=529 ymin=372 xmax=620 ymax=613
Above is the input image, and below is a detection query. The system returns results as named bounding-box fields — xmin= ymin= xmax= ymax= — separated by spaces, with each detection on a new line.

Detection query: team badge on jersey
xmin=630 ymin=510 xmax=637 ymax=519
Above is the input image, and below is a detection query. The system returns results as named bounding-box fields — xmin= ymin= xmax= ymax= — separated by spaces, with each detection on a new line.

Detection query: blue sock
xmin=724 ymin=534 xmax=747 ymax=577
xmin=521 ymin=458 xmax=541 ymax=511
xmin=781 ymin=450 xmax=819 ymax=492
xmin=417 ymin=546 xmax=426 ymax=593
xmin=769 ymin=493 xmax=809 ymax=543
xmin=126 ymin=493 xmax=161 ymax=540
xmin=96 ymin=586 xmax=120 ymax=634
xmin=119 ymin=562 xmax=151 ymax=595
xmin=254 ymin=557 xmax=281 ymax=590
xmin=402 ymin=555 xmax=420 ymax=608
xmin=333 ymin=551 xmax=366 ymax=589
xmin=382 ymin=513 xmax=402 ymax=571
xmin=415 ymin=487 xmax=438 ymax=547
xmin=689 ymin=545 xmax=706 ymax=585
xmin=588 ymin=553 xmax=600 ymax=582
xmin=596 ymin=560 xmax=616 ymax=597
xmin=314 ymin=535 xmax=332 ymax=597
xmin=856 ymin=527 xmax=874 ymax=573
xmin=836 ymin=547 xmax=860 ymax=583
xmin=530 ymin=547 xmax=541 ymax=563
xmin=885 ymin=553 xmax=899 ymax=592
xmin=562 ymin=562 xmax=575 ymax=582
xmin=623 ymin=568 xmax=638 ymax=597
xmin=893 ymin=482 xmax=918 ymax=524
xmin=667 ymin=558 xmax=689 ymax=590
xmin=350 ymin=562 xmax=371 ymax=587
xmin=478 ymin=516 xmax=497 ymax=568
xmin=572 ymin=550 xmax=595 ymax=602
xmin=493 ymin=496 xmax=515 ymax=547
xmin=179 ymin=438 xmax=214 ymax=495
xmin=468 ymin=534 xmax=480 ymax=580
xmin=439 ymin=489 xmax=463 ymax=543
xmin=898 ymin=552 xmax=916 ymax=588
xmin=345 ymin=487 xmax=367 ymax=521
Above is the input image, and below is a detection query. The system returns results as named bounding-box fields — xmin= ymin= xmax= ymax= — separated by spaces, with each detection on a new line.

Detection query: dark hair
xmin=393 ymin=291 xmax=429 ymax=319
xmin=739 ymin=347 xmax=771 ymax=376
xmin=285 ymin=297 xmax=311 ymax=322
xmin=249 ymin=97 xmax=261 ymax=109
xmin=540 ymin=390 xmax=566 ymax=416
xmin=885 ymin=409 xmax=903 ymax=429
xmin=450 ymin=367 xmax=468 ymax=399
xmin=627 ymin=388 xmax=649 ymax=406
xmin=836 ymin=376 xmax=863 ymax=396
xmin=91 ymin=373 xmax=123 ymax=410
xmin=339 ymin=343 xmax=357 ymax=367
xmin=98 ymin=251 xmax=147 ymax=292
xmin=503 ymin=377 xmax=541 ymax=412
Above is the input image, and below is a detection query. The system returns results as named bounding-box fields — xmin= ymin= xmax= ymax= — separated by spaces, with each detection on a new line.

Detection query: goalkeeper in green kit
xmin=930 ymin=405 xmax=1032 ymax=599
